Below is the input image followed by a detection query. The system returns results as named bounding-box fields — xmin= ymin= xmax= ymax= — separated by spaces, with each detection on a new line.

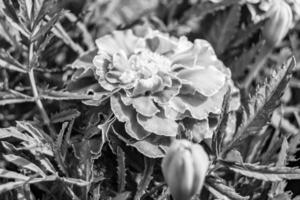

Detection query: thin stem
xmin=27 ymin=43 xmax=56 ymax=137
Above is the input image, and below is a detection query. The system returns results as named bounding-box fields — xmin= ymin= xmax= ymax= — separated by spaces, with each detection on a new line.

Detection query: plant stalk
xmin=27 ymin=43 xmax=56 ymax=137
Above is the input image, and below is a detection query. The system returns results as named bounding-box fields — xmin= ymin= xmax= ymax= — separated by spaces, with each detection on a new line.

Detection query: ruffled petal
xmin=130 ymin=134 xmax=172 ymax=158
xmin=121 ymin=95 xmax=159 ymax=117
xmin=95 ymin=29 xmax=144 ymax=56
xmin=132 ymin=75 xmax=164 ymax=96
xmin=110 ymin=94 xmax=150 ymax=140
xmin=177 ymin=66 xmax=226 ymax=97
xmin=137 ymin=112 xmax=178 ymax=137
xmin=169 ymin=85 xmax=228 ymax=120
xmin=145 ymin=30 xmax=177 ymax=54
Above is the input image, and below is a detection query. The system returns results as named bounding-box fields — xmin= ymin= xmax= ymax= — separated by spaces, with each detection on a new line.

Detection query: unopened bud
xmin=262 ymin=0 xmax=293 ymax=47
xmin=161 ymin=140 xmax=209 ymax=200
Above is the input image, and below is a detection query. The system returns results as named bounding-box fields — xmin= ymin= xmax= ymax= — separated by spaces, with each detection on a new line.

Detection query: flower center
xmin=129 ymin=50 xmax=171 ymax=78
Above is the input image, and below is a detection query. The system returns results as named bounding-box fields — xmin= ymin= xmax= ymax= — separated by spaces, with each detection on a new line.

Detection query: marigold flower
xmin=161 ymin=140 xmax=209 ymax=200
xmin=69 ymin=27 xmax=239 ymax=157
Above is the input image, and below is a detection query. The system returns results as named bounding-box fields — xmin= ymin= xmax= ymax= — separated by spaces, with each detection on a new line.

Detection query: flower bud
xmin=161 ymin=140 xmax=209 ymax=200
xmin=262 ymin=0 xmax=293 ymax=47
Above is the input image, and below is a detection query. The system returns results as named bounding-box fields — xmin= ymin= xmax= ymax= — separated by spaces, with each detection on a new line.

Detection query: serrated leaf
xmin=221 ymin=160 xmax=300 ymax=181
xmin=223 ymin=57 xmax=295 ymax=155
xmin=181 ymin=0 xmax=243 ymax=24
xmin=3 ymin=154 xmax=46 ymax=177
xmin=212 ymin=88 xmax=231 ymax=156
xmin=207 ymin=4 xmax=241 ymax=55
xmin=50 ymin=109 xmax=81 ymax=123
xmin=230 ymin=41 xmax=264 ymax=80
xmin=206 ymin=176 xmax=249 ymax=200
xmin=231 ymin=20 xmax=265 ymax=48
xmin=40 ymin=89 xmax=94 ymax=101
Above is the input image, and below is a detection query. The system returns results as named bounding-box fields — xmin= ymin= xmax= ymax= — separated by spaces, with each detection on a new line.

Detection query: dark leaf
xmin=220 ymin=160 xmax=300 ymax=181
xmin=223 ymin=57 xmax=295 ymax=156
xmin=206 ymin=176 xmax=249 ymax=200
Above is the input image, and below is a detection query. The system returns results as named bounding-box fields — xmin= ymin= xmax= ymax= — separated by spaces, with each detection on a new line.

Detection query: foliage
xmin=1 ymin=0 xmax=300 ymax=200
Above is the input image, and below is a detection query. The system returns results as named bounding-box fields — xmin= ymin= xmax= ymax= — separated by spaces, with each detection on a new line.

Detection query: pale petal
xmin=132 ymin=96 xmax=159 ymax=117
xmin=177 ymin=66 xmax=226 ymax=97
xmin=132 ymin=76 xmax=164 ymax=96
xmin=170 ymin=85 xmax=228 ymax=120
xmin=110 ymin=94 xmax=150 ymax=140
xmin=131 ymin=134 xmax=172 ymax=158
xmin=137 ymin=112 xmax=178 ymax=137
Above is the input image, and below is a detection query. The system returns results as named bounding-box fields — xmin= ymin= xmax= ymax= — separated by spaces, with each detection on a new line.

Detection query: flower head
xmin=70 ymin=28 xmax=239 ymax=157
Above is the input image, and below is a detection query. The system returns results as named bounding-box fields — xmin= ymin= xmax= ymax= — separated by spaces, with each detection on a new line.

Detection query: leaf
xmin=220 ymin=160 xmax=300 ymax=181
xmin=230 ymin=41 xmax=264 ymax=80
xmin=206 ymin=176 xmax=249 ymax=200
xmin=0 ymin=127 xmax=30 ymax=141
xmin=0 ymin=49 xmax=26 ymax=70
xmin=223 ymin=57 xmax=295 ymax=155
xmin=0 ymin=97 xmax=34 ymax=105
xmin=2 ymin=0 xmax=20 ymax=24
xmin=50 ymin=109 xmax=81 ymax=123
xmin=116 ymin=147 xmax=127 ymax=192
xmin=59 ymin=177 xmax=90 ymax=186
xmin=3 ymin=154 xmax=46 ymax=177
xmin=32 ymin=11 xmax=63 ymax=42
xmin=231 ymin=20 xmax=265 ymax=48
xmin=33 ymin=0 xmax=58 ymax=28
xmin=207 ymin=4 xmax=241 ymax=55
xmin=18 ymin=0 xmax=32 ymax=23
xmin=40 ymin=89 xmax=94 ymax=101
xmin=272 ymin=193 xmax=292 ymax=200
xmin=276 ymin=137 xmax=289 ymax=167
xmin=212 ymin=88 xmax=231 ymax=156
xmin=0 ymin=169 xmax=29 ymax=181
xmin=134 ymin=158 xmax=154 ymax=200
xmin=180 ymin=0 xmax=243 ymax=24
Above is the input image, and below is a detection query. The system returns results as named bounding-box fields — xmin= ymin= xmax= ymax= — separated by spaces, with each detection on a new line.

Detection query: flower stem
xmin=27 ymin=43 xmax=56 ymax=137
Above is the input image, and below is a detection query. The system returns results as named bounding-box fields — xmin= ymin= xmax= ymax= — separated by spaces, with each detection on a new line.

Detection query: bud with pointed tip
xmin=161 ymin=140 xmax=209 ymax=200
xmin=262 ymin=0 xmax=293 ymax=47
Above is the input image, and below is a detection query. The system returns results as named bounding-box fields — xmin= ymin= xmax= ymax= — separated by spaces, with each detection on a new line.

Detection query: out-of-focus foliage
xmin=1 ymin=0 xmax=300 ymax=200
